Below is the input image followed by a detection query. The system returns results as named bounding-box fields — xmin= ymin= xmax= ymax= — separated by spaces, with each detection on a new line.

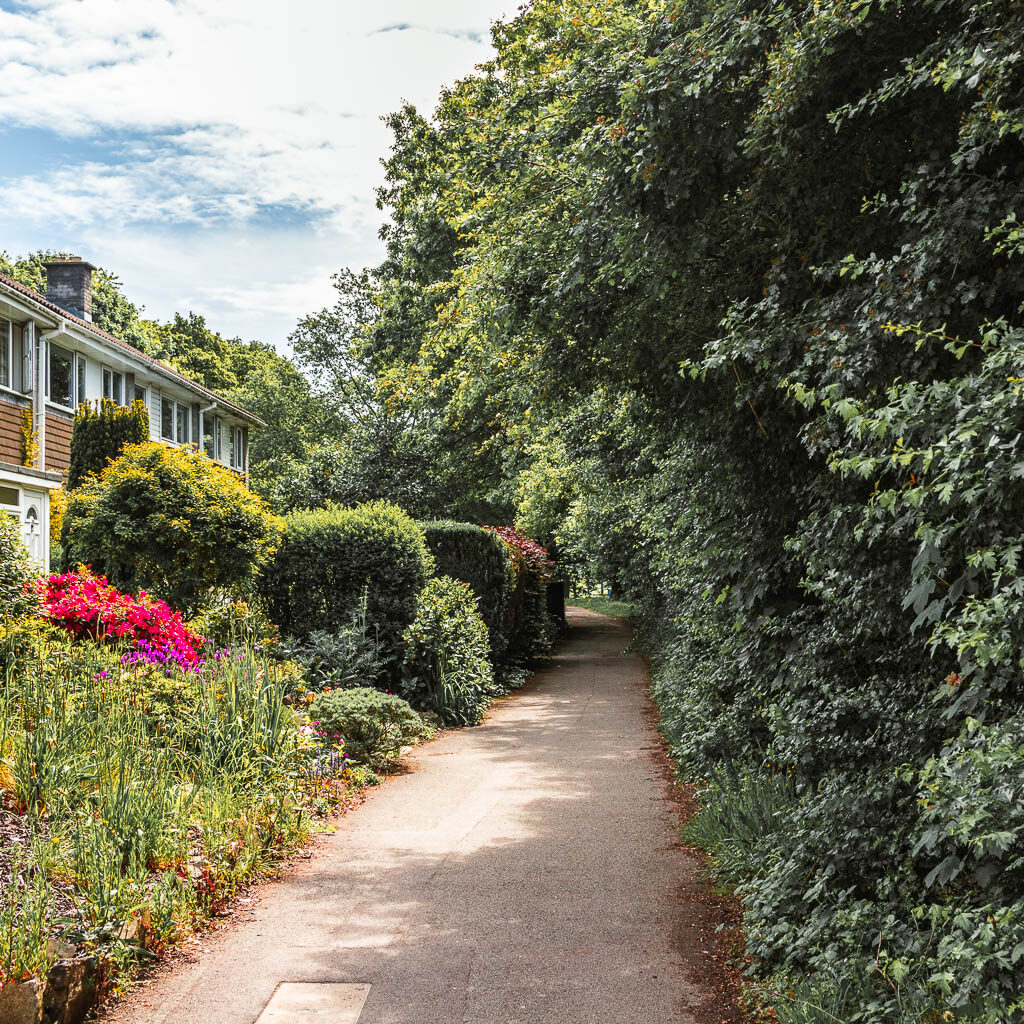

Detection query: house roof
xmin=0 ymin=270 xmax=265 ymax=427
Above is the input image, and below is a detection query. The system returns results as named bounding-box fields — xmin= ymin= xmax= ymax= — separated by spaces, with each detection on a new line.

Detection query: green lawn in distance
xmin=567 ymin=596 xmax=635 ymax=618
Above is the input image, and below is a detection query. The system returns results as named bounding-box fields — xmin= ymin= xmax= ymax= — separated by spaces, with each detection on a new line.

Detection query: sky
xmin=0 ymin=0 xmax=516 ymax=349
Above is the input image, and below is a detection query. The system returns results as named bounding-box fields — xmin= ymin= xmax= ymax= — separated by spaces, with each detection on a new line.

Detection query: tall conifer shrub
xmin=68 ymin=399 xmax=149 ymax=489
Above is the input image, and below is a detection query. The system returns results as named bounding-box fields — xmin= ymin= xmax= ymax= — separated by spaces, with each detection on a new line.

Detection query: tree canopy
xmin=318 ymin=1 xmax=1024 ymax=1018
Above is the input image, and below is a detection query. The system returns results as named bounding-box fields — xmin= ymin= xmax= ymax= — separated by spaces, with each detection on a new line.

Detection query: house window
xmin=0 ymin=319 xmax=11 ymax=389
xmin=176 ymin=403 xmax=190 ymax=445
xmin=0 ymin=484 xmax=19 ymax=511
xmin=161 ymin=396 xmax=174 ymax=440
xmin=229 ymin=426 xmax=246 ymax=470
xmin=134 ymin=384 xmax=147 ymax=405
xmin=160 ymin=396 xmax=192 ymax=444
xmin=77 ymin=354 xmax=87 ymax=406
xmin=102 ymin=367 xmax=123 ymax=404
xmin=48 ymin=344 xmax=74 ymax=408
xmin=203 ymin=414 xmax=221 ymax=460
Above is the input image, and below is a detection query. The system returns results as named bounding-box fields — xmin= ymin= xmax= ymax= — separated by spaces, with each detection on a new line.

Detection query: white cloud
xmin=0 ymin=0 xmax=515 ymax=342
xmin=72 ymin=219 xmax=376 ymax=347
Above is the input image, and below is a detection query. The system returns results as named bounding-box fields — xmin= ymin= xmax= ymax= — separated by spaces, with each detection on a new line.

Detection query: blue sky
xmin=0 ymin=0 xmax=515 ymax=348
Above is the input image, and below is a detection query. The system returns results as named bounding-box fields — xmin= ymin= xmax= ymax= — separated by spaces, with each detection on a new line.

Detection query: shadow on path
xmin=98 ymin=609 xmax=740 ymax=1024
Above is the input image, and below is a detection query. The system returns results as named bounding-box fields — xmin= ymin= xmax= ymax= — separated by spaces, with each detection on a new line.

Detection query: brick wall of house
xmin=44 ymin=410 xmax=73 ymax=478
xmin=0 ymin=394 xmax=28 ymax=465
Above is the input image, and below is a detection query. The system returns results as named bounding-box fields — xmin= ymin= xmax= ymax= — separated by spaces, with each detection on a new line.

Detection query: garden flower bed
xmin=0 ymin=574 xmax=394 ymax=1017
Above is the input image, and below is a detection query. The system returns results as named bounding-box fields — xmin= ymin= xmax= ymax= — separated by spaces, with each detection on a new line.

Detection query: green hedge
xmin=487 ymin=526 xmax=557 ymax=665
xmin=420 ymin=520 xmax=513 ymax=662
xmin=401 ymin=575 xmax=494 ymax=726
xmin=264 ymin=501 xmax=434 ymax=673
xmin=68 ymin=398 xmax=149 ymax=490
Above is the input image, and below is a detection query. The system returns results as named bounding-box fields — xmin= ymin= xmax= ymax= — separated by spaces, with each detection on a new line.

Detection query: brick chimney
xmin=43 ymin=257 xmax=97 ymax=322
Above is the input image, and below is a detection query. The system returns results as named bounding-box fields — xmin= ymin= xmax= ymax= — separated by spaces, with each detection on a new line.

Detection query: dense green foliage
xmin=402 ymin=575 xmax=494 ymax=726
xmin=307 ymin=687 xmax=428 ymax=766
xmin=492 ymin=527 xmax=558 ymax=665
xmin=68 ymin=398 xmax=150 ymax=489
xmin=279 ymin=592 xmax=384 ymax=692
xmin=62 ymin=442 xmax=283 ymax=613
xmin=0 ymin=513 xmax=36 ymax=620
xmin=0 ymin=622 xmax=349 ymax=987
xmin=420 ymin=520 xmax=514 ymax=663
xmin=335 ymin=0 xmax=1024 ymax=1018
xmin=263 ymin=501 xmax=434 ymax=675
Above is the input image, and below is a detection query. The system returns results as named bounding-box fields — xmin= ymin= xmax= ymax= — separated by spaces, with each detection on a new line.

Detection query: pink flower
xmin=38 ymin=569 xmax=205 ymax=669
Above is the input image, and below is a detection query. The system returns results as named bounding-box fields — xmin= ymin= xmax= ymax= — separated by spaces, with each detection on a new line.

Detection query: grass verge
xmin=567 ymin=596 xmax=635 ymax=618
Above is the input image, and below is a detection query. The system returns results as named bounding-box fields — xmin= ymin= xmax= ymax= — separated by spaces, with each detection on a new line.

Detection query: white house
xmin=0 ymin=257 xmax=263 ymax=570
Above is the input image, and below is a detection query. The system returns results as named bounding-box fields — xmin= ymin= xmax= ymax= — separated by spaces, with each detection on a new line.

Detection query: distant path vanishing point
xmin=99 ymin=607 xmax=735 ymax=1024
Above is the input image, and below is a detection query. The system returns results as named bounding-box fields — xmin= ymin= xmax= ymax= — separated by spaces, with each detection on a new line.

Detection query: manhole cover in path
xmin=256 ymin=983 xmax=371 ymax=1022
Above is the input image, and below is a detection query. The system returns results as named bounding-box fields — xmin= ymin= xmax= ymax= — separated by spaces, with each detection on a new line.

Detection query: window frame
xmin=47 ymin=343 xmax=76 ymax=410
xmin=176 ymin=402 xmax=190 ymax=445
xmin=102 ymin=366 xmax=124 ymax=405
xmin=161 ymin=395 xmax=175 ymax=441
xmin=160 ymin=394 xmax=193 ymax=446
xmin=76 ymin=353 xmax=87 ymax=407
xmin=229 ymin=425 xmax=246 ymax=471
xmin=0 ymin=483 xmax=20 ymax=513
xmin=0 ymin=319 xmax=11 ymax=391
xmin=203 ymin=413 xmax=221 ymax=460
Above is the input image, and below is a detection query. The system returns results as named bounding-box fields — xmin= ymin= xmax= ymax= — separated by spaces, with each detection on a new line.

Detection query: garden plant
xmin=61 ymin=442 xmax=283 ymax=615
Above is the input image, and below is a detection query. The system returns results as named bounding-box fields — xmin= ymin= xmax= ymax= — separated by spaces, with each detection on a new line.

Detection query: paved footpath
xmin=101 ymin=608 xmax=713 ymax=1024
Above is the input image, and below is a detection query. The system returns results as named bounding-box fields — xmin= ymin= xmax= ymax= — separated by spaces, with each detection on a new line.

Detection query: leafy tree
xmin=287 ymin=267 xmax=512 ymax=521
xmin=62 ymin=441 xmax=283 ymax=613
xmin=355 ymin=0 xmax=1024 ymax=1016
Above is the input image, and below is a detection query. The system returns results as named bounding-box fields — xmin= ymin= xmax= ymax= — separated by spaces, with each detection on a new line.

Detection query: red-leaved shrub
xmin=484 ymin=526 xmax=556 ymax=580
xmin=37 ymin=569 xmax=204 ymax=668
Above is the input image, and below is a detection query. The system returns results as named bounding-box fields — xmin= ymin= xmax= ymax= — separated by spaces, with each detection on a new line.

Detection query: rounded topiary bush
xmin=308 ymin=687 xmax=428 ymax=765
xmin=263 ymin=501 xmax=434 ymax=672
xmin=0 ymin=513 xmax=37 ymax=620
xmin=61 ymin=442 xmax=283 ymax=614
xmin=401 ymin=575 xmax=494 ymax=727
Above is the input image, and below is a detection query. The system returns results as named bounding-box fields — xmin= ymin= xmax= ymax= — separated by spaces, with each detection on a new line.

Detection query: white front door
xmin=20 ymin=489 xmax=46 ymax=569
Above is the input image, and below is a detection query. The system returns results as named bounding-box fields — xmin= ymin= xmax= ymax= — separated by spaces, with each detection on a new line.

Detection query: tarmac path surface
xmin=99 ymin=608 xmax=719 ymax=1024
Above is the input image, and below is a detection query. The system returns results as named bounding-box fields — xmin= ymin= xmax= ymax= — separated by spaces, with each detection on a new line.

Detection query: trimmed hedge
xmin=264 ymin=501 xmax=434 ymax=673
xmin=487 ymin=526 xmax=558 ymax=664
xmin=420 ymin=520 xmax=514 ymax=662
xmin=402 ymin=575 xmax=494 ymax=726
xmin=68 ymin=398 xmax=149 ymax=490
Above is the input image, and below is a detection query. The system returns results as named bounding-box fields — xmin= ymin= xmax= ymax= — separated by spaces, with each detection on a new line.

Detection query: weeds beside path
xmin=98 ymin=608 xmax=749 ymax=1024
